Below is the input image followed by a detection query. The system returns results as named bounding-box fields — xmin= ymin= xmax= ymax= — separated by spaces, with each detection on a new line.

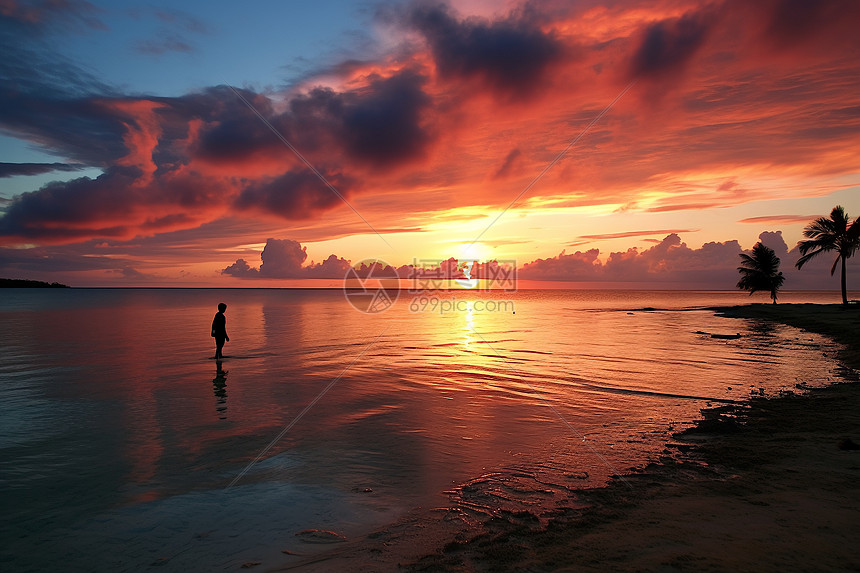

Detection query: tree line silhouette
xmin=737 ymin=205 xmax=859 ymax=305
xmin=0 ymin=278 xmax=69 ymax=288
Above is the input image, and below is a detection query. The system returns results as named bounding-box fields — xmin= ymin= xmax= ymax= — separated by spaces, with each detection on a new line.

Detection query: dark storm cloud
xmin=234 ymin=169 xmax=356 ymax=218
xmin=0 ymin=162 xmax=87 ymax=177
xmin=221 ymin=238 xmax=351 ymax=279
xmin=628 ymin=0 xmax=860 ymax=84
xmin=630 ymin=11 xmax=711 ymax=78
xmin=0 ymin=90 xmax=129 ymax=165
xmin=762 ymin=0 xmax=860 ymax=46
xmin=191 ymin=88 xmax=279 ymax=162
xmin=0 ymin=167 xmax=140 ymax=239
xmin=0 ymin=166 xmax=226 ymax=241
xmin=408 ymin=2 xmax=565 ymax=98
xmin=337 ymin=70 xmax=434 ymax=167
xmin=0 ymin=67 xmax=433 ymax=242
xmin=3 ymin=0 xmax=858 ymax=270
xmin=197 ymin=70 xmax=434 ymax=169
xmin=2 ymin=5 xmax=436 ymax=242
xmin=259 ymin=238 xmax=312 ymax=278
xmin=157 ymin=85 xmax=267 ymax=124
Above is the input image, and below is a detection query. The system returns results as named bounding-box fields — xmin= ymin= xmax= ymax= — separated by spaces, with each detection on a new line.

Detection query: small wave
xmin=216 ymin=352 xmax=278 ymax=360
xmin=570 ymin=380 xmax=739 ymax=403
xmin=509 ymin=349 xmax=553 ymax=356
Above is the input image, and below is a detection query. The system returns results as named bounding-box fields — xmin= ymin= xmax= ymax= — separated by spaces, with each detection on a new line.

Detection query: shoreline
xmin=710 ymin=303 xmax=860 ymax=371
xmin=274 ymin=303 xmax=860 ymax=572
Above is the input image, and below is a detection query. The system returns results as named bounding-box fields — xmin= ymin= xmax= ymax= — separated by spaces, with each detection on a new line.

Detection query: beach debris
xmin=281 ymin=549 xmax=301 ymax=556
xmin=712 ymin=333 xmax=741 ymax=339
xmin=695 ymin=330 xmax=742 ymax=339
xmin=295 ymin=529 xmax=348 ymax=543
xmin=677 ymin=406 xmax=742 ymax=435
xmin=351 ymin=486 xmax=373 ymax=493
xmin=240 ymin=562 xmax=261 ymax=568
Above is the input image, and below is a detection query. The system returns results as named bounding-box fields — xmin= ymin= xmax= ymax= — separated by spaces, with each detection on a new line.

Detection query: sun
xmin=456 ymin=241 xmax=491 ymax=263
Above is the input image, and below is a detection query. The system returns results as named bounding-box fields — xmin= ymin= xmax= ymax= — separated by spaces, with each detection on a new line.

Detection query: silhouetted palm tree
xmin=796 ymin=205 xmax=859 ymax=305
xmin=737 ymin=242 xmax=785 ymax=304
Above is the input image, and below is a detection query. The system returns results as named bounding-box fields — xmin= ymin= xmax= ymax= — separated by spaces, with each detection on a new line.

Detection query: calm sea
xmin=0 ymin=288 xmax=852 ymax=571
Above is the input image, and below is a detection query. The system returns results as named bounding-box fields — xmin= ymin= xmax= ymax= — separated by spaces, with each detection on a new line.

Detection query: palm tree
xmin=737 ymin=242 xmax=785 ymax=304
xmin=796 ymin=206 xmax=859 ymax=305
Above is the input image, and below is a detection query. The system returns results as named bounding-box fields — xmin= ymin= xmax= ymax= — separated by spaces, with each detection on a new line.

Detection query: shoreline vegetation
xmin=278 ymin=303 xmax=860 ymax=572
xmin=0 ymin=278 xmax=69 ymax=288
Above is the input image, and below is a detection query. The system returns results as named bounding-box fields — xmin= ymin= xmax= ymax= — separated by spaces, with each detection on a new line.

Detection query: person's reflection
xmin=213 ymin=361 xmax=228 ymax=420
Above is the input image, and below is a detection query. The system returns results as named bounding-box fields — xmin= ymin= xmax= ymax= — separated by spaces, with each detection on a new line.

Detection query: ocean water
xmin=0 ymin=288 xmax=852 ymax=571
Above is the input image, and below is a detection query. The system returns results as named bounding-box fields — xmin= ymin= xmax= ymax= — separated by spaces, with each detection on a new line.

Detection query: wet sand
xmin=273 ymin=303 xmax=860 ymax=572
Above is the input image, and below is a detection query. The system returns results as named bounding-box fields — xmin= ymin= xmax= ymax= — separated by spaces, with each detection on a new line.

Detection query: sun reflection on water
xmin=0 ymin=288 xmax=850 ymax=572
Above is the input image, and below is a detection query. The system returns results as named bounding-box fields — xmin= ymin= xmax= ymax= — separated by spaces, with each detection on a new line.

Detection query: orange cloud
xmin=577 ymin=229 xmax=699 ymax=241
xmin=1 ymin=0 xmax=858 ymax=284
xmin=738 ymin=215 xmax=819 ymax=225
xmin=104 ymin=99 xmax=166 ymax=184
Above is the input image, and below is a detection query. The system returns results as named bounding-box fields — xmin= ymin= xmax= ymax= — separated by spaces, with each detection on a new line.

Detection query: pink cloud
xmin=523 ymin=233 xmax=743 ymax=286
xmin=522 ymin=230 xmax=857 ymax=289
xmin=1 ymin=0 xmax=858 ymax=285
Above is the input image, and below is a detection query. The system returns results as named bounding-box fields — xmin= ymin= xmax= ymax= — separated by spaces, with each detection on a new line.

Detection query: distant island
xmin=0 ymin=278 xmax=70 ymax=288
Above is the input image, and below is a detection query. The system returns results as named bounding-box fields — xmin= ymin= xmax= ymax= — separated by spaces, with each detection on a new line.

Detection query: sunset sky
xmin=1 ymin=0 xmax=858 ymax=288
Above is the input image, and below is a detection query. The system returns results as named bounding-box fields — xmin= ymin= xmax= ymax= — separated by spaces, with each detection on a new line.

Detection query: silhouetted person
xmin=211 ymin=302 xmax=229 ymax=359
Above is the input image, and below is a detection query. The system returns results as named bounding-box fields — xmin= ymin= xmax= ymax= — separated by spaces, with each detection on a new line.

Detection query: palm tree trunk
xmin=841 ymin=255 xmax=848 ymax=306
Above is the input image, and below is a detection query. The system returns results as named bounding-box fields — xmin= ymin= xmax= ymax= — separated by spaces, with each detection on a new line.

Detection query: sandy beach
xmin=274 ymin=303 xmax=860 ymax=572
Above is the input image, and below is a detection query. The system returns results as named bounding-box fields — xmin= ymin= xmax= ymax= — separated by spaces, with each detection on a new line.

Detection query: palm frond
xmin=830 ymin=205 xmax=849 ymax=228
xmin=795 ymin=246 xmax=825 ymax=269
xmin=796 ymin=206 xmax=855 ymax=304
xmin=801 ymin=217 xmax=836 ymax=240
xmin=847 ymin=218 xmax=860 ymax=258
xmin=737 ymin=242 xmax=783 ymax=302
